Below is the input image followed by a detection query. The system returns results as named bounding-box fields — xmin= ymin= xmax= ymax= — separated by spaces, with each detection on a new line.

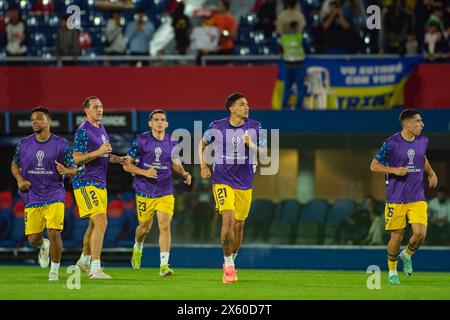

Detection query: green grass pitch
xmin=1 ymin=266 xmax=449 ymax=300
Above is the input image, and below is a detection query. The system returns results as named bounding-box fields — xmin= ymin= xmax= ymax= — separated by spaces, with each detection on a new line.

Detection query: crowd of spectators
xmin=0 ymin=0 xmax=449 ymax=63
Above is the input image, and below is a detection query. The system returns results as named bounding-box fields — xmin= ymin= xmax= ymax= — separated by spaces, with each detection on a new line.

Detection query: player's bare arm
xmin=171 ymin=161 xmax=191 ymax=185
xmin=109 ymin=154 xmax=128 ymax=164
xmin=11 ymin=162 xmax=31 ymax=191
xmin=243 ymin=130 xmax=269 ymax=164
xmin=424 ymin=156 xmax=438 ymax=188
xmin=122 ymin=156 xmax=157 ymax=179
xmin=73 ymin=141 xmax=112 ymax=165
xmin=199 ymin=139 xmax=211 ymax=179
xmin=54 ymin=161 xmax=77 ymax=178
xmin=370 ymin=159 xmax=408 ymax=176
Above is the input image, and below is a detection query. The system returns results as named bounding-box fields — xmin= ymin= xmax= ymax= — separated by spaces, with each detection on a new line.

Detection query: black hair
xmin=221 ymin=0 xmax=230 ymax=11
xmin=225 ymin=93 xmax=245 ymax=112
xmin=31 ymin=106 xmax=51 ymax=119
xmin=399 ymin=109 xmax=420 ymax=123
xmin=149 ymin=109 xmax=168 ymax=120
xmin=83 ymin=96 xmax=99 ymax=109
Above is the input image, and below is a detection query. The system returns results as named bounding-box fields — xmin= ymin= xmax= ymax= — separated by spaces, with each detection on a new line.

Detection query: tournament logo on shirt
xmin=232 ymin=136 xmax=240 ymax=155
xmin=36 ymin=150 xmax=45 ymax=167
xmin=407 ymin=149 xmax=415 ymax=165
xmin=155 ymin=147 xmax=162 ymax=163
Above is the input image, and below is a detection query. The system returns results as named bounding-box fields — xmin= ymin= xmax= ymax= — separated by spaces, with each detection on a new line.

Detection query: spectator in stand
xmin=203 ymin=0 xmax=237 ymax=55
xmin=105 ymin=11 xmax=126 ymax=55
xmin=359 ymin=202 xmax=385 ymax=245
xmin=280 ymin=21 xmax=308 ymax=110
xmin=55 ymin=14 xmax=80 ymax=65
xmin=405 ymin=30 xmax=419 ymax=54
xmin=276 ymin=0 xmax=306 ymax=35
xmin=5 ymin=6 xmax=27 ymax=57
xmin=379 ymin=0 xmax=415 ymax=55
xmin=172 ymin=0 xmax=191 ymax=54
xmin=425 ymin=3 xmax=446 ymax=34
xmin=414 ymin=0 xmax=435 ymax=51
xmin=253 ymin=0 xmax=277 ymax=38
xmin=424 ymin=20 xmax=446 ymax=59
xmin=428 ymin=188 xmax=450 ymax=245
xmin=321 ymin=0 xmax=351 ymax=54
xmin=125 ymin=10 xmax=155 ymax=65
xmin=335 ymin=195 xmax=373 ymax=245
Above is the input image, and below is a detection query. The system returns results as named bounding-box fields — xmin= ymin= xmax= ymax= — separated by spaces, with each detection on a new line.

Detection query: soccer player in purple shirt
xmin=370 ymin=109 xmax=438 ymax=285
xmin=199 ymin=93 xmax=267 ymax=283
xmin=72 ymin=96 xmax=127 ymax=279
xmin=123 ymin=110 xmax=191 ymax=276
xmin=11 ymin=107 xmax=77 ymax=281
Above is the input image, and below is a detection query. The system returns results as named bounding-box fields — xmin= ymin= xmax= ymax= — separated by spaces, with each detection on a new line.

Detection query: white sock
xmin=134 ymin=239 xmax=143 ymax=251
xmin=224 ymin=255 xmax=234 ymax=268
xmin=91 ymin=259 xmax=101 ymax=273
xmin=400 ymin=249 xmax=411 ymax=260
xmin=50 ymin=262 xmax=60 ymax=273
xmin=160 ymin=252 xmax=169 ymax=267
xmin=389 ymin=270 xmax=398 ymax=277
xmin=80 ymin=253 xmax=91 ymax=265
xmin=232 ymin=252 xmax=238 ymax=261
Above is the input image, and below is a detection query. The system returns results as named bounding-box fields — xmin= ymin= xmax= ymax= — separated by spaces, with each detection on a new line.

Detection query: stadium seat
xmin=0 ymin=212 xmax=11 ymax=240
xmin=323 ymin=199 xmax=356 ymax=245
xmin=0 ymin=191 xmax=13 ymax=209
xmin=103 ymin=216 xmax=125 ymax=248
xmin=69 ymin=212 xmax=89 ymax=248
xmin=0 ymin=216 xmax=25 ymax=248
xmin=297 ymin=199 xmax=328 ymax=245
xmin=116 ymin=208 xmax=138 ymax=248
xmin=244 ymin=199 xmax=274 ymax=243
xmin=60 ymin=209 xmax=73 ymax=241
xmin=12 ymin=200 xmax=25 ymax=218
xmin=107 ymin=199 xmax=124 ymax=218
xmin=268 ymin=200 xmax=300 ymax=244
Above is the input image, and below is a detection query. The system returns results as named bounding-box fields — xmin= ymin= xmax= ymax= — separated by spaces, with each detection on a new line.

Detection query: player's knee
xmin=414 ymin=232 xmax=426 ymax=243
xmin=140 ymin=223 xmax=152 ymax=235
xmin=390 ymin=232 xmax=404 ymax=243
xmin=158 ymin=220 xmax=171 ymax=233
xmin=27 ymin=234 xmax=42 ymax=246
xmin=47 ymin=229 xmax=61 ymax=240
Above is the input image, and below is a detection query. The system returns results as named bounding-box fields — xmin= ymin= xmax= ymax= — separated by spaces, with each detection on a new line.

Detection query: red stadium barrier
xmin=405 ymin=63 xmax=450 ymax=109
xmin=0 ymin=66 xmax=278 ymax=110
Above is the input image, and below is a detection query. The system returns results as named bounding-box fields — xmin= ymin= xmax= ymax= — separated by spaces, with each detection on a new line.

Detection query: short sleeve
xmin=202 ymin=122 xmax=215 ymax=144
xmin=127 ymin=137 xmax=139 ymax=158
xmin=12 ymin=142 xmax=21 ymax=165
xmin=374 ymin=141 xmax=389 ymax=165
xmin=73 ymin=128 xmax=88 ymax=153
xmin=63 ymin=144 xmax=75 ymax=167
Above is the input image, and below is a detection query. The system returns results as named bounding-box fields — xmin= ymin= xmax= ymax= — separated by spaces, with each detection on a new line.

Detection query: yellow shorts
xmin=24 ymin=202 xmax=64 ymax=235
xmin=385 ymin=201 xmax=428 ymax=231
xmin=74 ymin=186 xmax=108 ymax=219
xmin=136 ymin=194 xmax=175 ymax=223
xmin=212 ymin=184 xmax=252 ymax=221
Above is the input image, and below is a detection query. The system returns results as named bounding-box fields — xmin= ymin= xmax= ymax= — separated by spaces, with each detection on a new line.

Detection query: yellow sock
xmin=387 ymin=253 xmax=399 ymax=271
xmin=405 ymin=242 xmax=418 ymax=257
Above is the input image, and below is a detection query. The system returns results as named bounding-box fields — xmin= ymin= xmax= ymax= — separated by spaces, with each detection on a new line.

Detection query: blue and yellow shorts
xmin=212 ymin=184 xmax=252 ymax=221
xmin=385 ymin=201 xmax=428 ymax=231
xmin=135 ymin=194 xmax=175 ymax=223
xmin=25 ymin=202 xmax=64 ymax=235
xmin=74 ymin=186 xmax=108 ymax=219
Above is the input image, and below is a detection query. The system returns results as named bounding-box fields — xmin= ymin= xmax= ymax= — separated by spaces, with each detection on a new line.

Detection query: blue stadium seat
xmin=0 ymin=213 xmax=11 ymax=240
xmin=0 ymin=217 xmax=25 ymax=248
xmin=103 ymin=216 xmax=125 ymax=248
xmin=116 ymin=208 xmax=137 ymax=248
xmin=60 ymin=209 xmax=73 ymax=241
xmin=69 ymin=217 xmax=89 ymax=248
xmin=323 ymin=199 xmax=356 ymax=244
xmin=297 ymin=199 xmax=328 ymax=244
xmin=268 ymin=200 xmax=301 ymax=244
xmin=244 ymin=199 xmax=274 ymax=243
